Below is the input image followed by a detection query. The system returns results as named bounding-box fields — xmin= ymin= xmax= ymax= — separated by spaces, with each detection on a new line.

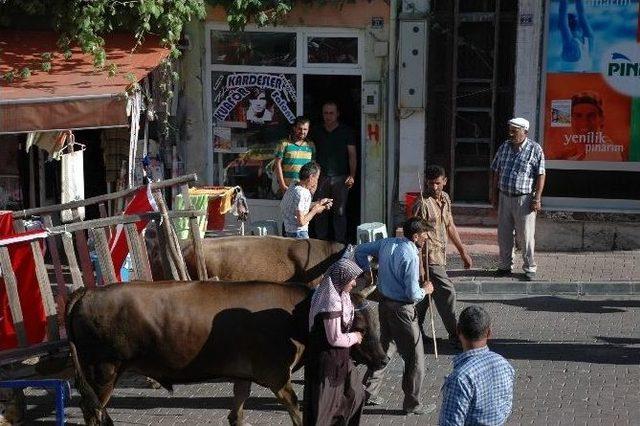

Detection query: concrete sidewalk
xmin=446 ymin=226 xmax=640 ymax=296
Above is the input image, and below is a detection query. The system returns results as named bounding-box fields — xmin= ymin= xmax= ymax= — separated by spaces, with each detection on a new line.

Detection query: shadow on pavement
xmin=489 ymin=339 xmax=639 ymax=365
xmin=465 ymin=296 xmax=640 ymax=314
xmin=594 ymin=336 xmax=640 ymax=345
xmin=363 ymin=407 xmax=406 ymax=416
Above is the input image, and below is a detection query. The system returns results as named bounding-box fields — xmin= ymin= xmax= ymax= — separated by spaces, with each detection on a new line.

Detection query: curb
xmin=454 ymin=281 xmax=640 ymax=296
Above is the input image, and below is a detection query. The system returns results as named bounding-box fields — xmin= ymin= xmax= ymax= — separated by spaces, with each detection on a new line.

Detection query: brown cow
xmin=149 ymin=235 xmax=346 ymax=287
xmin=66 ymin=280 xmax=386 ymax=425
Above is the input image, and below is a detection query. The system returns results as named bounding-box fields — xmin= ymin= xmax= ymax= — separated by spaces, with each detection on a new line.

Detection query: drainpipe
xmin=386 ymin=0 xmax=399 ymax=231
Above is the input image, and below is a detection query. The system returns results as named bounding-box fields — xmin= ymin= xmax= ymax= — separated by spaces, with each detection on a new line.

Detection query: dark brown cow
xmin=149 ymin=235 xmax=346 ymax=287
xmin=66 ymin=280 xmax=386 ymax=425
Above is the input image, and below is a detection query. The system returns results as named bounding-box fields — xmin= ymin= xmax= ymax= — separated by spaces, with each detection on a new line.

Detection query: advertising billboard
xmin=543 ymin=0 xmax=640 ymax=163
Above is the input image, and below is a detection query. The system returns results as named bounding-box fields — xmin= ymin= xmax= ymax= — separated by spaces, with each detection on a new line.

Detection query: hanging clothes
xmin=60 ymin=149 xmax=85 ymax=222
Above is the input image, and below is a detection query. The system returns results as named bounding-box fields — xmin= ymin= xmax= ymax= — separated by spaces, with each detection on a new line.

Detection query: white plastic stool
xmin=249 ymin=220 xmax=279 ymax=236
xmin=356 ymin=222 xmax=388 ymax=244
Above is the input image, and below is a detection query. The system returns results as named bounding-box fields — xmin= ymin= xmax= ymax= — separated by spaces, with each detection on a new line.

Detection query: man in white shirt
xmin=280 ymin=161 xmax=332 ymax=238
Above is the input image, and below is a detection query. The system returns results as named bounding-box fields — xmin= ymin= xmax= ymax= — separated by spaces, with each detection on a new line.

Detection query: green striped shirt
xmin=275 ymin=139 xmax=315 ymax=185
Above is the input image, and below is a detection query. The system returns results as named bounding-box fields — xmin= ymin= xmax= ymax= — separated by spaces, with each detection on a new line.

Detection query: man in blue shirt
xmin=355 ymin=218 xmax=436 ymax=415
xmin=439 ymin=306 xmax=515 ymax=425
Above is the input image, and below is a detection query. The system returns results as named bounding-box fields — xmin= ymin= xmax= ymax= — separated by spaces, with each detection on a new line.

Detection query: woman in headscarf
xmin=303 ymin=258 xmax=366 ymax=426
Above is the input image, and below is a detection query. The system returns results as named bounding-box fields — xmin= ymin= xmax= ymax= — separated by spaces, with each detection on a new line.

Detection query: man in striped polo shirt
xmin=274 ymin=116 xmax=316 ymax=195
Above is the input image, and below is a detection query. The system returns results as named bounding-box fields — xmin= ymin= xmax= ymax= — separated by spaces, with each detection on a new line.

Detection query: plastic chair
xmin=248 ymin=220 xmax=280 ymax=236
xmin=0 ymin=379 xmax=70 ymax=425
xmin=356 ymin=222 xmax=388 ymax=244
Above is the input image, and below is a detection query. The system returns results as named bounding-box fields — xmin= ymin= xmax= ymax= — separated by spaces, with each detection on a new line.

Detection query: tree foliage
xmin=0 ymin=0 xmax=354 ymax=79
xmin=0 ymin=0 xmax=350 ymax=131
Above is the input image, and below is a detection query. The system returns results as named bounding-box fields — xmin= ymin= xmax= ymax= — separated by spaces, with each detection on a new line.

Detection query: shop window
xmin=212 ymin=71 xmax=297 ymax=199
xmin=211 ymin=31 xmax=296 ymax=67
xmin=307 ymin=37 xmax=358 ymax=64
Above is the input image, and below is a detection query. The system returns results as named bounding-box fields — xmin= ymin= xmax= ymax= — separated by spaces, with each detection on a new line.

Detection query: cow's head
xmin=348 ymin=293 xmax=388 ymax=371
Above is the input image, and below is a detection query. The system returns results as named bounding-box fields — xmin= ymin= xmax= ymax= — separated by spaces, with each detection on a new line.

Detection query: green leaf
xmin=19 ymin=67 xmax=31 ymax=79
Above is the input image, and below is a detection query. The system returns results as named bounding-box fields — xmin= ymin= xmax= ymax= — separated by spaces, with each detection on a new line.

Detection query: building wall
xmin=181 ymin=0 xmax=392 ymax=225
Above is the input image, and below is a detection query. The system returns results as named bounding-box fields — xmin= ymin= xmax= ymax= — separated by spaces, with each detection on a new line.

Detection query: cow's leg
xmin=228 ymin=380 xmax=252 ymax=426
xmin=81 ymin=362 xmax=120 ymax=426
xmin=271 ymin=380 xmax=302 ymax=426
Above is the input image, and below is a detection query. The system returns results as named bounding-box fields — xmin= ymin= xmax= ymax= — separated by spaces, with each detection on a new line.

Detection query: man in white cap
xmin=490 ymin=117 xmax=546 ymax=281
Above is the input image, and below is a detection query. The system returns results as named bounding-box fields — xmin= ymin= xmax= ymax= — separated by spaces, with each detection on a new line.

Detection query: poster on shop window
xmin=211 ymin=71 xmax=297 ymax=151
xmin=542 ymin=0 xmax=640 ymax=162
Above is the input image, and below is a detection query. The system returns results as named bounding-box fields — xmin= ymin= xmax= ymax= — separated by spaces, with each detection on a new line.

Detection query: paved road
xmin=25 ymin=296 xmax=640 ymax=425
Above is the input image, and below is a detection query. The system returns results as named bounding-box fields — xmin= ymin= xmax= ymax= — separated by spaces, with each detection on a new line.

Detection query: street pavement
xmin=24 ymin=296 xmax=640 ymax=425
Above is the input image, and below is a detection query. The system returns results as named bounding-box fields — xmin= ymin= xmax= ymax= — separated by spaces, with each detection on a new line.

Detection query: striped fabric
xmin=491 ymin=138 xmax=545 ymax=196
xmin=274 ymin=139 xmax=315 ymax=185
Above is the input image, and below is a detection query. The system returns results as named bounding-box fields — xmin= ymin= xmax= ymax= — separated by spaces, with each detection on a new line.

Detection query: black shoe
xmin=403 ymin=403 xmax=437 ymax=415
xmin=495 ymin=268 xmax=512 ymax=277
xmin=524 ymin=271 xmax=536 ymax=281
xmin=366 ymin=395 xmax=385 ymax=406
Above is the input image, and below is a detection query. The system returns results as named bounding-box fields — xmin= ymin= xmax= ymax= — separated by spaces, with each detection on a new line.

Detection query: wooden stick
xmin=428 ymin=293 xmax=438 ymax=358
xmin=418 ymin=171 xmax=438 ymax=357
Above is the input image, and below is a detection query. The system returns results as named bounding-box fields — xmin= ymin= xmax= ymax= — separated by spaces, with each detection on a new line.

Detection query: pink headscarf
xmin=309 ymin=258 xmax=363 ymax=331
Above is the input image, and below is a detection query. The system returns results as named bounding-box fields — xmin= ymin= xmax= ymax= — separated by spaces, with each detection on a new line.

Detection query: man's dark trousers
xmin=314 ymin=175 xmax=349 ymax=243
xmin=416 ymin=265 xmax=457 ymax=339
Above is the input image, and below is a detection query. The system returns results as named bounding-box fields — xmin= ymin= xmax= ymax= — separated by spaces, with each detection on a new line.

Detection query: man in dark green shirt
xmin=311 ymin=101 xmax=357 ymax=243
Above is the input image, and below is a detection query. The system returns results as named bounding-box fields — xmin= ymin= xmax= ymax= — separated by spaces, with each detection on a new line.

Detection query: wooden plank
xmin=179 ymin=185 xmax=208 ymax=281
xmin=42 ymin=215 xmax=68 ymax=307
xmin=0 ymin=247 xmax=28 ymax=347
xmin=61 ymin=231 xmax=84 ymax=291
xmin=12 ymin=219 xmax=26 ymax=233
xmin=0 ymin=232 xmax=47 ymax=248
xmin=124 ymin=224 xmax=153 ymax=281
xmin=72 ymin=209 xmax=96 ymax=288
xmin=30 ymin=242 xmax=60 ymax=342
xmin=13 ymin=174 xmax=198 ymax=219
xmin=98 ymin=202 xmax=112 ymax=240
xmin=46 ymin=211 xmax=203 ymax=235
xmin=91 ymin=227 xmax=117 ymax=285
xmin=154 ymin=221 xmax=179 ymax=280
xmin=153 ymin=190 xmax=189 ymax=281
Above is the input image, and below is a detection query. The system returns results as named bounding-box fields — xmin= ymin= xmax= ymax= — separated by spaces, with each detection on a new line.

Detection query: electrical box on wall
xmin=362 ymin=81 xmax=381 ymax=114
xmin=398 ymin=20 xmax=426 ymax=109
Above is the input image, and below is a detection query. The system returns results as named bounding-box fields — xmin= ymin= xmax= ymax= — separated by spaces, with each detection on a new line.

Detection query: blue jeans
xmin=286 ymin=230 xmax=309 ymax=239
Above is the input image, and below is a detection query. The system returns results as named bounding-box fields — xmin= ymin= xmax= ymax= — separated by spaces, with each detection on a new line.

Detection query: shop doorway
xmin=303 ymin=74 xmax=362 ymax=243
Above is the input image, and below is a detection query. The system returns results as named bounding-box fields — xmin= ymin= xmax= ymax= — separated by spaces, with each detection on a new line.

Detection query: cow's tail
xmin=66 ymin=287 xmax=104 ymax=421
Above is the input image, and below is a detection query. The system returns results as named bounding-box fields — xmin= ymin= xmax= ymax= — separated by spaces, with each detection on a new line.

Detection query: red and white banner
xmin=108 ymin=185 xmax=158 ymax=282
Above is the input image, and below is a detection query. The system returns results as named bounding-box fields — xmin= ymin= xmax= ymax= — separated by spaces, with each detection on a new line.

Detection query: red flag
xmin=0 ymin=212 xmax=47 ymax=350
xmin=108 ymin=185 xmax=158 ymax=282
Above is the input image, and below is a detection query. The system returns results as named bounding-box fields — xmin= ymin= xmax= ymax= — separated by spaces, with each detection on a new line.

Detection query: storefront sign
xmin=543 ymin=0 xmax=640 ymax=162
xmin=212 ymin=72 xmax=297 ymax=124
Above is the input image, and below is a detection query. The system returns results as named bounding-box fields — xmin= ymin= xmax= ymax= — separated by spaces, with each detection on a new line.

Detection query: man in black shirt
xmin=311 ymin=101 xmax=357 ymax=243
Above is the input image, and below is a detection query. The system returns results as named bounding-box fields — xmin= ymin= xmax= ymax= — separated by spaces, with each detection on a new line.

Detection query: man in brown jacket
xmin=413 ymin=165 xmax=472 ymax=348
